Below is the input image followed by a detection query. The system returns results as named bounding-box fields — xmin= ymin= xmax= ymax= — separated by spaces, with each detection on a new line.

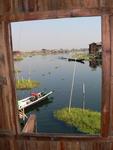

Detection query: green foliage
xmin=54 ymin=107 xmax=101 ymax=134
xmin=14 ymin=69 xmax=21 ymax=73
xmin=72 ymin=53 xmax=98 ymax=61
xmin=16 ymin=79 xmax=40 ymax=90
xmin=72 ymin=53 xmax=90 ymax=61
xmin=14 ymin=56 xmax=23 ymax=61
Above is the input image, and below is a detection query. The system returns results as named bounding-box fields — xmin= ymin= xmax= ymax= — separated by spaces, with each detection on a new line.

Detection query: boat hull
xmin=18 ymin=91 xmax=53 ymax=110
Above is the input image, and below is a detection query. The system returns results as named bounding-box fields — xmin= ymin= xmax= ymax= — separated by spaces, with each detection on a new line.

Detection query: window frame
xmin=7 ymin=11 xmax=113 ymax=139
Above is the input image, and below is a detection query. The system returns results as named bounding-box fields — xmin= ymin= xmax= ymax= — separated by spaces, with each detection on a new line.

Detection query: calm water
xmin=15 ymin=54 xmax=101 ymax=134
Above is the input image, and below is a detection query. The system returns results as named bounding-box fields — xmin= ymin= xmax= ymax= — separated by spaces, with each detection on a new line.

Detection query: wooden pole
xmin=82 ymin=83 xmax=85 ymax=110
xmin=68 ymin=62 xmax=76 ymax=113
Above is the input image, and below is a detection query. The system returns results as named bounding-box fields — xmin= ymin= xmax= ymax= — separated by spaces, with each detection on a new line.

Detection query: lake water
xmin=15 ymin=54 xmax=101 ymax=134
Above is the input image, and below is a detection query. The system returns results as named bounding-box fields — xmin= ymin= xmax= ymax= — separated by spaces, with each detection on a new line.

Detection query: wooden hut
xmin=0 ymin=0 xmax=113 ymax=149
xmin=89 ymin=42 xmax=102 ymax=55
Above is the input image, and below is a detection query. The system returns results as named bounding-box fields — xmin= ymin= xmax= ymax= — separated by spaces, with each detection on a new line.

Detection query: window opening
xmin=11 ymin=17 xmax=101 ymax=135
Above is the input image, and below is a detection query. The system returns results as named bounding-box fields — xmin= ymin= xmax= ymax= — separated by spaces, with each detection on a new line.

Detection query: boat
xmin=75 ymin=59 xmax=85 ymax=63
xmin=68 ymin=58 xmax=85 ymax=63
xmin=18 ymin=91 xmax=53 ymax=110
xmin=68 ymin=58 xmax=76 ymax=61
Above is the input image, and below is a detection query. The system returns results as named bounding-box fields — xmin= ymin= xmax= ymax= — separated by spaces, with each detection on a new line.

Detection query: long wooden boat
xmin=68 ymin=58 xmax=85 ymax=63
xmin=76 ymin=59 xmax=85 ymax=63
xmin=18 ymin=91 xmax=53 ymax=110
xmin=68 ymin=58 xmax=76 ymax=61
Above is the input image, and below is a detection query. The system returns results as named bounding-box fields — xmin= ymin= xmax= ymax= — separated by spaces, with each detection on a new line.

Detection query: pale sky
xmin=11 ymin=17 xmax=101 ymax=51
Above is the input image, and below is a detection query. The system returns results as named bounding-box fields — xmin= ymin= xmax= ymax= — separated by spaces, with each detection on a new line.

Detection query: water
xmin=15 ymin=54 xmax=101 ymax=133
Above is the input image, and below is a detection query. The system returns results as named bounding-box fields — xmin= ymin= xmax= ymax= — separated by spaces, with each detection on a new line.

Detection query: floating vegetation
xmin=14 ymin=69 xmax=21 ymax=73
xmin=72 ymin=53 xmax=101 ymax=61
xmin=42 ymin=74 xmax=45 ymax=76
xmin=55 ymin=66 xmax=59 ymax=69
xmin=14 ymin=56 xmax=23 ymax=61
xmin=54 ymin=107 xmax=100 ymax=134
xmin=48 ymin=72 xmax=51 ymax=75
xmin=61 ymin=78 xmax=64 ymax=80
xmin=16 ymin=79 xmax=40 ymax=90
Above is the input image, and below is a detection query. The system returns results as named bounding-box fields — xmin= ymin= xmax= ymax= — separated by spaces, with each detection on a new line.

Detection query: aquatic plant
xmin=14 ymin=56 xmax=23 ymax=61
xmin=61 ymin=78 xmax=64 ymax=80
xmin=42 ymin=74 xmax=45 ymax=76
xmin=72 ymin=52 xmax=101 ymax=61
xmin=14 ymin=69 xmax=21 ymax=73
xmin=16 ymin=79 xmax=40 ymax=90
xmin=48 ymin=72 xmax=51 ymax=75
xmin=54 ymin=107 xmax=100 ymax=134
xmin=55 ymin=66 xmax=59 ymax=69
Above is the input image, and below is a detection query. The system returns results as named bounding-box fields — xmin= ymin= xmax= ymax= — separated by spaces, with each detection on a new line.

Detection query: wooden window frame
xmin=0 ymin=9 xmax=113 ymax=141
xmin=11 ymin=16 xmax=102 ymax=136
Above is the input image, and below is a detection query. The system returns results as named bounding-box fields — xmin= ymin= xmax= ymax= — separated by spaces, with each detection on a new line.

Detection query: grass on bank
xmin=54 ymin=107 xmax=101 ymax=134
xmin=16 ymin=79 xmax=40 ymax=90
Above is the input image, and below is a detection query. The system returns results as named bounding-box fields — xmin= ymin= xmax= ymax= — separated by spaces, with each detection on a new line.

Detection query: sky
xmin=11 ymin=17 xmax=101 ymax=51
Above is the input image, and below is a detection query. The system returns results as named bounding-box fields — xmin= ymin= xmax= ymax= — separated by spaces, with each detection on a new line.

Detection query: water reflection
xmin=89 ymin=59 xmax=102 ymax=70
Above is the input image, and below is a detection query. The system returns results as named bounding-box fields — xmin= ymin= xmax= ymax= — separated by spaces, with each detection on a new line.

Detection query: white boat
xmin=18 ymin=91 xmax=53 ymax=110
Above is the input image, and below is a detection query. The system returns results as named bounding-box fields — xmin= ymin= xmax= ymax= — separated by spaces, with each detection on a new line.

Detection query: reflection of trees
xmin=89 ymin=58 xmax=102 ymax=70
